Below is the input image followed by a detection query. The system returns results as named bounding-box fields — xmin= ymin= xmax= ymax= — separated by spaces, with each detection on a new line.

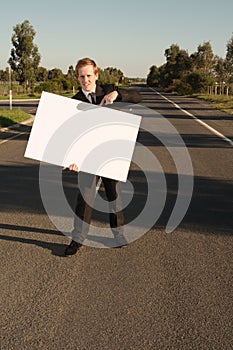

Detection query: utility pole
xmin=9 ymin=66 xmax=12 ymax=110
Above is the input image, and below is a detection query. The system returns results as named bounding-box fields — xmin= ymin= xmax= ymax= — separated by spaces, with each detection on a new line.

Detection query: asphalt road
xmin=0 ymin=98 xmax=39 ymax=116
xmin=0 ymin=87 xmax=232 ymax=350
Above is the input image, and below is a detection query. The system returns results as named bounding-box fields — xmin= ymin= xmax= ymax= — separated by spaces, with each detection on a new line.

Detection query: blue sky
xmin=1 ymin=0 xmax=232 ymax=77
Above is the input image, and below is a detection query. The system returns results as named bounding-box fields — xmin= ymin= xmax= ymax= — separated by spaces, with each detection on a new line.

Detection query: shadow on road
xmin=0 ymin=233 xmax=67 ymax=257
xmin=137 ymin=131 xmax=233 ymax=148
xmin=0 ymin=124 xmax=31 ymax=141
xmin=0 ymin=223 xmax=62 ymax=236
xmin=0 ymin=163 xmax=232 ymax=240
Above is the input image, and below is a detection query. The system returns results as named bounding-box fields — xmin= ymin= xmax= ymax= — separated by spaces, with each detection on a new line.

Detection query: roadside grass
xmin=0 ymin=109 xmax=31 ymax=127
xmin=192 ymin=94 xmax=233 ymax=115
xmin=0 ymin=91 xmax=76 ymax=100
xmin=0 ymin=93 xmax=41 ymax=100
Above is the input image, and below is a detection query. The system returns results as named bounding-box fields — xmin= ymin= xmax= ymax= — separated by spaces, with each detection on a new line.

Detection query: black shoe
xmin=64 ymin=240 xmax=84 ymax=256
xmin=114 ymin=243 xmax=128 ymax=249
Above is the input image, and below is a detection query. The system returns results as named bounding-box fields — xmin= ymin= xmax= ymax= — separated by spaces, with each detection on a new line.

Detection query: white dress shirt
xmin=82 ymin=86 xmax=96 ymax=103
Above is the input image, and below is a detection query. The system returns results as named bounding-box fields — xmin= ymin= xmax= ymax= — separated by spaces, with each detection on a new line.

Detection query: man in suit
xmin=64 ymin=57 xmax=141 ymax=256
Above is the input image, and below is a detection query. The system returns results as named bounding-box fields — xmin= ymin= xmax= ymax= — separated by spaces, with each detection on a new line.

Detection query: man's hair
xmin=75 ymin=57 xmax=98 ymax=76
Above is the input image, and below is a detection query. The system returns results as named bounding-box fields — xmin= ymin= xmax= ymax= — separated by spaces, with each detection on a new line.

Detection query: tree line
xmin=147 ymin=37 xmax=233 ymax=95
xmin=1 ymin=20 xmax=232 ymax=96
xmin=0 ymin=20 xmax=127 ymax=95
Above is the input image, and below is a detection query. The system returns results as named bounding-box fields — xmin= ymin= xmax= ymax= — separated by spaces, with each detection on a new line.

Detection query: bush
xmin=186 ymin=72 xmax=213 ymax=93
xmin=175 ymin=80 xmax=193 ymax=95
xmin=60 ymin=78 xmax=72 ymax=90
xmin=35 ymin=79 xmax=63 ymax=93
xmin=34 ymin=78 xmax=79 ymax=93
xmin=164 ymin=85 xmax=175 ymax=93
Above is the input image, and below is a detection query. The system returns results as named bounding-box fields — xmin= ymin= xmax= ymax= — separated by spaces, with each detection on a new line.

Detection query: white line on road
xmin=0 ymin=131 xmax=28 ymax=145
xmin=0 ymin=115 xmax=34 ymax=146
xmin=150 ymin=88 xmax=233 ymax=147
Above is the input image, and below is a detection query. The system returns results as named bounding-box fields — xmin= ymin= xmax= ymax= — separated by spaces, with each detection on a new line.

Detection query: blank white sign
xmin=24 ymin=91 xmax=141 ymax=182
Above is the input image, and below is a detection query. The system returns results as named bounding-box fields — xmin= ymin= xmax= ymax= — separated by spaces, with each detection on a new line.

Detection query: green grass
xmin=0 ymin=93 xmax=41 ymax=100
xmin=0 ymin=92 xmax=76 ymax=100
xmin=193 ymin=94 xmax=233 ymax=115
xmin=0 ymin=109 xmax=31 ymax=127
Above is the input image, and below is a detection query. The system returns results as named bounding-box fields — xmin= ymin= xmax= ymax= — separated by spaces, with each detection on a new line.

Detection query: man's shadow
xmin=0 ymin=223 xmax=69 ymax=257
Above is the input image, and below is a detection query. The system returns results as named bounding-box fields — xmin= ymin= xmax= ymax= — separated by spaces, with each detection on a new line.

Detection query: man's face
xmin=77 ymin=64 xmax=98 ymax=92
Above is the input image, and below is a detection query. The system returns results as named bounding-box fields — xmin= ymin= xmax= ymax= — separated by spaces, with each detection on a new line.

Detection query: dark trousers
xmin=73 ymin=173 xmax=125 ymax=244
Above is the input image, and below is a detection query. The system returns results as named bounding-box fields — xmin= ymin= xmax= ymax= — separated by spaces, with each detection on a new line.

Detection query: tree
xmin=186 ymin=71 xmax=213 ymax=93
xmin=66 ymin=65 xmax=76 ymax=81
xmin=104 ymin=67 xmax=124 ymax=84
xmin=147 ymin=65 xmax=159 ymax=86
xmin=164 ymin=44 xmax=180 ymax=64
xmin=225 ymin=34 xmax=233 ymax=84
xmin=173 ymin=50 xmax=191 ymax=77
xmin=98 ymin=68 xmax=111 ymax=84
xmin=0 ymin=69 xmax=8 ymax=81
xmin=147 ymin=38 xmax=233 ymax=95
xmin=190 ymin=41 xmax=214 ymax=75
xmin=162 ymin=44 xmax=191 ymax=87
xmin=98 ymin=67 xmax=124 ymax=84
xmin=8 ymin=20 xmax=41 ymax=92
xmin=158 ymin=63 xmax=172 ymax=88
xmin=47 ymin=68 xmax=64 ymax=80
xmin=36 ymin=67 xmax=48 ymax=82
xmin=66 ymin=65 xmax=78 ymax=90
xmin=213 ymin=55 xmax=226 ymax=84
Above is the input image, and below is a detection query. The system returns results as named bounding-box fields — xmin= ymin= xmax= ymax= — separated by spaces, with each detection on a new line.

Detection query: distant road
xmin=0 ymin=98 xmax=39 ymax=115
xmin=0 ymin=86 xmax=232 ymax=350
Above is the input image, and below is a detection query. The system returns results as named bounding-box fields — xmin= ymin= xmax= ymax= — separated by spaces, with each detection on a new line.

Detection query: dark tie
xmin=88 ymin=92 xmax=96 ymax=104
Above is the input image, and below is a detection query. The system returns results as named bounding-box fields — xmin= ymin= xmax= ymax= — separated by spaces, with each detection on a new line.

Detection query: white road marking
xmin=150 ymin=87 xmax=233 ymax=147
xmin=0 ymin=131 xmax=28 ymax=145
xmin=0 ymin=115 xmax=34 ymax=146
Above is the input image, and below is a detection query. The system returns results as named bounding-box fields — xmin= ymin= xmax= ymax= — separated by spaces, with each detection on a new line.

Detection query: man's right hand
xmin=62 ymin=163 xmax=79 ymax=172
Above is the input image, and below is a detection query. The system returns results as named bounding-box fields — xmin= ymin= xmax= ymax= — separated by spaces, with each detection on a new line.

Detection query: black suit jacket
xmin=72 ymin=83 xmax=141 ymax=104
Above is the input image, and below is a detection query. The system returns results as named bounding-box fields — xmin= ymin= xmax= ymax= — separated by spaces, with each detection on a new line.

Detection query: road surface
xmin=0 ymin=87 xmax=232 ymax=350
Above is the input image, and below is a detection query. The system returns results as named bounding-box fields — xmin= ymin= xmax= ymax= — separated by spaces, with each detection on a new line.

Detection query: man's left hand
xmin=100 ymin=91 xmax=118 ymax=106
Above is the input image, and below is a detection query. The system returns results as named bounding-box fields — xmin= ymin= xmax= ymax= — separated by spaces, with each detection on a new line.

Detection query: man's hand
xmin=100 ymin=91 xmax=118 ymax=106
xmin=62 ymin=163 xmax=79 ymax=172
